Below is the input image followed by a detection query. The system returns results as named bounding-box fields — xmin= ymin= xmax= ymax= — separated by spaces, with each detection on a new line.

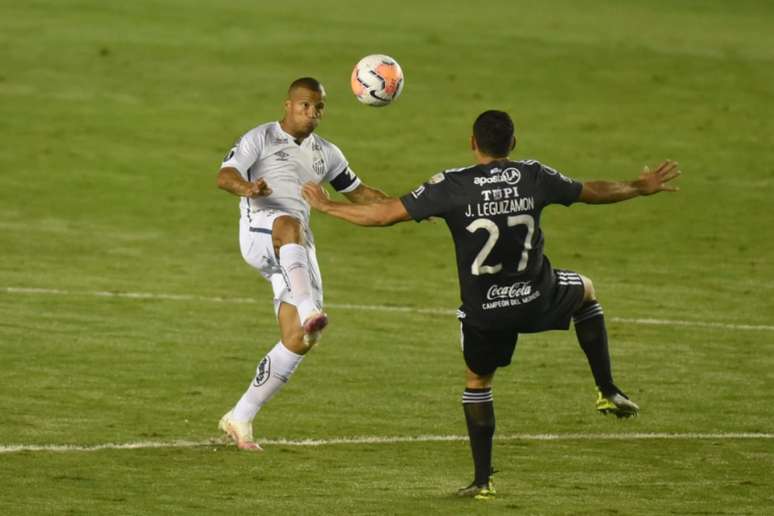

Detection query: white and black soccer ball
xmin=350 ymin=54 xmax=404 ymax=107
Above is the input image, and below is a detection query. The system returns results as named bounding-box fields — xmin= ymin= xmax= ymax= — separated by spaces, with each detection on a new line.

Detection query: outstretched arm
xmin=216 ymin=167 xmax=272 ymax=198
xmin=303 ymin=183 xmax=411 ymax=226
xmin=342 ymin=183 xmax=389 ymax=203
xmin=579 ymin=160 xmax=680 ymax=204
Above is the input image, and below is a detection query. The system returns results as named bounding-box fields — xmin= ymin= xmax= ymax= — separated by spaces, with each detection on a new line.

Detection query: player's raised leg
xmin=272 ymin=215 xmax=328 ymax=335
xmin=220 ymin=302 xmax=309 ymax=450
xmin=574 ymin=274 xmax=639 ymax=418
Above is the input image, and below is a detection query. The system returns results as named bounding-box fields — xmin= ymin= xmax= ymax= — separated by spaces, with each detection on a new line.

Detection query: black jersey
xmin=400 ymin=160 xmax=582 ymax=330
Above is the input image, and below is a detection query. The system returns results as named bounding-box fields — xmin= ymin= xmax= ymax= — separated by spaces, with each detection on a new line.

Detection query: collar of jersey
xmin=274 ymin=121 xmax=314 ymax=147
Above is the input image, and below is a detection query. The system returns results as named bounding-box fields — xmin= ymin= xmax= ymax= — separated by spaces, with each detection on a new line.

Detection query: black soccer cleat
xmin=456 ymin=478 xmax=496 ymax=500
xmin=596 ymin=388 xmax=640 ymax=419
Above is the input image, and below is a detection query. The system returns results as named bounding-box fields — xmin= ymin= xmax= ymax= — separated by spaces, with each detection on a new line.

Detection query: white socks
xmin=279 ymin=243 xmax=317 ymax=323
xmin=229 ymin=244 xmax=317 ymax=423
xmin=232 ymin=342 xmax=304 ymax=422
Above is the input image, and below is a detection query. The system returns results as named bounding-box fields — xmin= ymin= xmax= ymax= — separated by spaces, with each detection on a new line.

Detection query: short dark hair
xmin=473 ymin=110 xmax=515 ymax=157
xmin=288 ymin=77 xmax=324 ymax=95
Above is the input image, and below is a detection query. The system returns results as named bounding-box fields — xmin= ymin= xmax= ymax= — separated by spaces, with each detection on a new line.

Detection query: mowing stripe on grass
xmin=1 ymin=433 xmax=772 ymax=454
xmin=3 ymin=286 xmax=774 ymax=332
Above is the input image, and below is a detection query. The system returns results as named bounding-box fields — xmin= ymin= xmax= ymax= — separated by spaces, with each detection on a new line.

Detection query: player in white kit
xmin=216 ymin=77 xmax=387 ymax=450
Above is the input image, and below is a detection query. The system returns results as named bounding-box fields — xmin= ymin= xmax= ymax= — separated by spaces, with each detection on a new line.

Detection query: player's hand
xmin=636 ymin=160 xmax=681 ymax=195
xmin=244 ymin=178 xmax=272 ymax=198
xmin=302 ymin=182 xmax=331 ymax=211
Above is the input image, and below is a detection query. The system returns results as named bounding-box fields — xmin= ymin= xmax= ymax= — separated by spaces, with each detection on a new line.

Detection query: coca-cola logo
xmin=486 ymin=282 xmax=532 ymax=300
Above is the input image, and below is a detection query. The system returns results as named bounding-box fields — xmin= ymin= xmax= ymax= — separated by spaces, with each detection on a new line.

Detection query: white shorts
xmin=239 ymin=210 xmax=323 ymax=316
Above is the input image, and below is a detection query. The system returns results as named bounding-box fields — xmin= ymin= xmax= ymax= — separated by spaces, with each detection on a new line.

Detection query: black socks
xmin=463 ymin=388 xmax=495 ymax=486
xmin=573 ymin=301 xmax=615 ymax=395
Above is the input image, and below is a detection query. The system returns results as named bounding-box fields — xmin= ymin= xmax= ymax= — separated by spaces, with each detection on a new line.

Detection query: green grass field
xmin=1 ymin=0 xmax=773 ymax=514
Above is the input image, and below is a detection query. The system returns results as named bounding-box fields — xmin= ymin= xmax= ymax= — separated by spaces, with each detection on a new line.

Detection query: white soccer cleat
xmin=219 ymin=410 xmax=263 ymax=451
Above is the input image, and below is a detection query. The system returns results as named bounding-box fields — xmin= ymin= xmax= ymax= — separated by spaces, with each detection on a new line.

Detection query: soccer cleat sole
xmin=473 ymin=491 xmax=496 ymax=501
xmin=598 ymin=407 xmax=638 ymax=419
xmin=456 ymin=481 xmax=496 ymax=500
xmin=303 ymin=312 xmax=329 ymax=334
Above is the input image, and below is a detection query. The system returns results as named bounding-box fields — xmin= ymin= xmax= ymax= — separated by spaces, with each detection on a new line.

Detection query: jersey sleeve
xmin=323 ymin=143 xmax=361 ymax=193
xmin=399 ymin=172 xmax=455 ymax=221
xmin=221 ymin=129 xmax=262 ymax=179
xmin=533 ymin=161 xmax=582 ymax=206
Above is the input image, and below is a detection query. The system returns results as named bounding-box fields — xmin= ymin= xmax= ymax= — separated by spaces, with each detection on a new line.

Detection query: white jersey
xmin=221 ymin=121 xmax=361 ymax=225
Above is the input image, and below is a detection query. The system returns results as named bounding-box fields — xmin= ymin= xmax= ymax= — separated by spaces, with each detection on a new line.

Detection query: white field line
xmin=1 ymin=433 xmax=772 ymax=454
xmin=4 ymin=286 xmax=774 ymax=332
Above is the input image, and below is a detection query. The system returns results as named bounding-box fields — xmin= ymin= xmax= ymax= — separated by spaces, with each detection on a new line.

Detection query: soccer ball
xmin=350 ymin=54 xmax=404 ymax=107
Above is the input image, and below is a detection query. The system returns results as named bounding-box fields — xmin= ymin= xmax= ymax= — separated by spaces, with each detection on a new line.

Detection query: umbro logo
xmin=274 ymin=150 xmax=290 ymax=161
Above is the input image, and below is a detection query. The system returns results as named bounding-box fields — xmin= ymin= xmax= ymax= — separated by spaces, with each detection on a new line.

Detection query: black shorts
xmin=460 ymin=268 xmax=585 ymax=375
xmin=527 ymin=269 xmax=586 ymax=333
xmin=461 ymin=322 xmax=519 ymax=376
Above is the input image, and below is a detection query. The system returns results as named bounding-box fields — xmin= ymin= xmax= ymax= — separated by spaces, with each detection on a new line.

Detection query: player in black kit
xmin=302 ymin=110 xmax=680 ymax=500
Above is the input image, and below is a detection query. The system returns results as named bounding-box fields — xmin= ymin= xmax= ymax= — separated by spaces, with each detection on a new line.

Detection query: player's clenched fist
xmin=244 ymin=178 xmax=272 ymax=198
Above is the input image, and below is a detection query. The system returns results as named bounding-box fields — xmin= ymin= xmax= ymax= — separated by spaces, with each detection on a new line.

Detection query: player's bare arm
xmin=216 ymin=167 xmax=272 ymax=197
xmin=342 ymin=183 xmax=389 ymax=203
xmin=579 ymin=160 xmax=680 ymax=204
xmin=303 ymin=183 xmax=410 ymax=226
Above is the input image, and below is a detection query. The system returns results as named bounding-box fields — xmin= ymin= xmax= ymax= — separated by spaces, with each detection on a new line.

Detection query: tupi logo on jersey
xmin=486 ymin=281 xmax=532 ymax=301
xmin=474 ymin=167 xmax=521 ymax=187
